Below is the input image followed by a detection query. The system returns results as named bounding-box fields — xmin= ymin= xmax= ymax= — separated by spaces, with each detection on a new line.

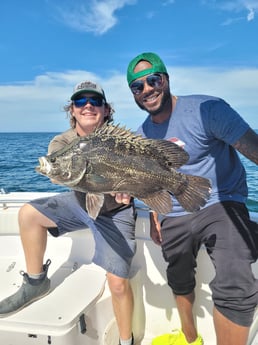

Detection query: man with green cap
xmin=127 ymin=52 xmax=258 ymax=345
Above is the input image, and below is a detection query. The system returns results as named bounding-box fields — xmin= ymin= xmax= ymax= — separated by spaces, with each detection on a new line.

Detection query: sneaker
xmin=119 ymin=333 xmax=134 ymax=345
xmin=151 ymin=329 xmax=203 ymax=345
xmin=0 ymin=259 xmax=51 ymax=317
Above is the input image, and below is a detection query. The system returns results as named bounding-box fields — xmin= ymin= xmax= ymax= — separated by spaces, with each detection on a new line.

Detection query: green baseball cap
xmin=127 ymin=52 xmax=168 ymax=85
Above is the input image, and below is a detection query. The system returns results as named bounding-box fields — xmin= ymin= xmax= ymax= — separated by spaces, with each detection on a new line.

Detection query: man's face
xmin=130 ymin=60 xmax=171 ymax=116
xmin=72 ymin=92 xmax=107 ymax=136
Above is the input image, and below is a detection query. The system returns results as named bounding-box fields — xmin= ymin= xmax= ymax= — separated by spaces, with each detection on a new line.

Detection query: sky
xmin=1 ymin=0 xmax=258 ymax=132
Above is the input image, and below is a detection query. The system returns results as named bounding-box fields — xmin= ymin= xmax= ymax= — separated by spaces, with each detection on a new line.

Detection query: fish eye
xmin=50 ymin=157 xmax=56 ymax=163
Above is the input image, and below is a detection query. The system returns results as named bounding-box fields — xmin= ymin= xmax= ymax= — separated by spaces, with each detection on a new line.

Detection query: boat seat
xmin=0 ymin=227 xmax=107 ymax=337
xmin=0 ymin=262 xmax=107 ymax=336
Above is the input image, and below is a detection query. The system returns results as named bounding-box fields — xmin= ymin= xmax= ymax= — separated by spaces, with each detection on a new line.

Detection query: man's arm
xmin=149 ymin=211 xmax=162 ymax=245
xmin=233 ymin=128 xmax=258 ymax=165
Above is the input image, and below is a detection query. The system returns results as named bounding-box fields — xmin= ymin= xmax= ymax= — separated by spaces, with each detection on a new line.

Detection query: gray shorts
xmin=160 ymin=201 xmax=258 ymax=327
xmin=29 ymin=191 xmax=136 ymax=278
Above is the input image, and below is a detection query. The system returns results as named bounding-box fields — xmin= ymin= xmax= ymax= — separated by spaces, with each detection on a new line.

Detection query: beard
xmin=135 ymin=87 xmax=171 ymax=116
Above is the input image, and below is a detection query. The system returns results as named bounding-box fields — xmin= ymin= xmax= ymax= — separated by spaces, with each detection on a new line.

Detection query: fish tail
xmin=174 ymin=175 xmax=211 ymax=212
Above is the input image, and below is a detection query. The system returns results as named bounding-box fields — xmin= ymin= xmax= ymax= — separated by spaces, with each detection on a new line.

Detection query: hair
xmin=163 ymin=73 xmax=170 ymax=83
xmin=64 ymin=100 xmax=115 ymax=129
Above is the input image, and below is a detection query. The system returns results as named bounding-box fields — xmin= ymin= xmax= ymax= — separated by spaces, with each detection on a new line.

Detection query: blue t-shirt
xmin=137 ymin=95 xmax=250 ymax=216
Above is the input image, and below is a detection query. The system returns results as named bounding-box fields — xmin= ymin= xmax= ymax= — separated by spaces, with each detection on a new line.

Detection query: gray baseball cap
xmin=71 ymin=80 xmax=106 ymax=101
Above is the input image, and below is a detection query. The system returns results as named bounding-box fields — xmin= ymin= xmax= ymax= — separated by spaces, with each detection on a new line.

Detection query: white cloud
xmin=247 ymin=6 xmax=255 ymax=20
xmin=53 ymin=0 xmax=137 ymax=35
xmin=170 ymin=66 xmax=258 ymax=108
xmin=203 ymin=0 xmax=258 ymax=22
xmin=221 ymin=16 xmax=244 ymax=26
xmin=1 ymin=66 xmax=258 ymax=132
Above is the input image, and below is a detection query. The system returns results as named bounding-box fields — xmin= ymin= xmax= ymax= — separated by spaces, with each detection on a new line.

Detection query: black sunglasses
xmin=130 ymin=73 xmax=164 ymax=95
xmin=73 ymin=96 xmax=104 ymax=108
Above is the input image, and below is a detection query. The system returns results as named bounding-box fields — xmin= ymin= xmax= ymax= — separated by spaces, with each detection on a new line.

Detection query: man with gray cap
xmin=127 ymin=52 xmax=258 ymax=345
xmin=0 ymin=80 xmax=135 ymax=345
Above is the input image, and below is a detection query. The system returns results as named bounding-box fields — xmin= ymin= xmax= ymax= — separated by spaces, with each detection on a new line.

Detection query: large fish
xmin=36 ymin=124 xmax=211 ymax=219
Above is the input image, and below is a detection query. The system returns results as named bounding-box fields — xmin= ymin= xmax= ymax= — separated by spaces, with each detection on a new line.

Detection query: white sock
xmin=28 ymin=272 xmax=45 ymax=280
xmin=119 ymin=336 xmax=133 ymax=345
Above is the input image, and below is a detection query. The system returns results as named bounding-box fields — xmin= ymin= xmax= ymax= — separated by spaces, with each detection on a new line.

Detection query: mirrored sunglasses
xmin=130 ymin=73 xmax=163 ymax=95
xmin=73 ymin=96 xmax=104 ymax=108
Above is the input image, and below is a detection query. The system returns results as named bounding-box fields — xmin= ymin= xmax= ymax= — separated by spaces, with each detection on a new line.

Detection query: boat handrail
xmin=1 ymin=193 xmax=257 ymax=223
xmin=0 ymin=193 xmax=57 ymax=209
xmin=0 ymin=193 xmax=150 ymax=212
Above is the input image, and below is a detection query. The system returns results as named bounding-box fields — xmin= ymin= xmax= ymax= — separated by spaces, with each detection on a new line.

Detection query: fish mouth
xmin=35 ymin=157 xmax=52 ymax=175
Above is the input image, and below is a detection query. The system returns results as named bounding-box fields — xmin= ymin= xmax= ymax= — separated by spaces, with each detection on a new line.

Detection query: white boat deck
xmin=0 ymin=193 xmax=257 ymax=345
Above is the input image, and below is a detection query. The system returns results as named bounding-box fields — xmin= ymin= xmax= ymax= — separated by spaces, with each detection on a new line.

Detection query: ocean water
xmin=0 ymin=132 xmax=69 ymax=194
xmin=0 ymin=132 xmax=257 ymax=212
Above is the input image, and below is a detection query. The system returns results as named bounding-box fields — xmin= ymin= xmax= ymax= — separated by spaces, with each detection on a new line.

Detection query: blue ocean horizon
xmin=0 ymin=131 xmax=257 ymax=213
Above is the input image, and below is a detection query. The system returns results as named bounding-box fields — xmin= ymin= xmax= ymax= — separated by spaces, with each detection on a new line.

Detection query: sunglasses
xmin=73 ymin=96 xmax=104 ymax=108
xmin=130 ymin=73 xmax=164 ymax=95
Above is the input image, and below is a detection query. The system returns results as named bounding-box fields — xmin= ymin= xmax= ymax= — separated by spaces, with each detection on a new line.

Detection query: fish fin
xmin=91 ymin=124 xmax=189 ymax=169
xmin=153 ymin=140 xmax=189 ymax=169
xmin=86 ymin=193 xmax=105 ymax=220
xmin=174 ymin=175 xmax=212 ymax=212
xmin=93 ymin=123 xmax=142 ymax=141
xmin=141 ymin=191 xmax=173 ymax=215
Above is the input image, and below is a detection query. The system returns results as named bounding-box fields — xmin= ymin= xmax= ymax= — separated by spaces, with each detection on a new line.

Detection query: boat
xmin=0 ymin=191 xmax=257 ymax=345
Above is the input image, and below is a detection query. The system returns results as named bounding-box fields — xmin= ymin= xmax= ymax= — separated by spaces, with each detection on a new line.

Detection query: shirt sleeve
xmin=48 ymin=129 xmax=77 ymax=154
xmin=205 ymin=99 xmax=250 ymax=145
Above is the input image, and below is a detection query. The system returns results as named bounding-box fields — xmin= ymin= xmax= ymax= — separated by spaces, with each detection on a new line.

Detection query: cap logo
xmin=71 ymin=80 xmax=106 ymax=101
xmin=76 ymin=81 xmax=97 ymax=91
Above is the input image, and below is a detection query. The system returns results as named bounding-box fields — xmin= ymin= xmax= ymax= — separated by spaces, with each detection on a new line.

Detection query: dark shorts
xmin=29 ymin=191 xmax=136 ymax=278
xmin=160 ymin=201 xmax=258 ymax=327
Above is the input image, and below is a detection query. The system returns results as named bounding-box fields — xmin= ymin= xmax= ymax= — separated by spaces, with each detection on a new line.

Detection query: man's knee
xmin=166 ymin=265 xmax=196 ymax=295
xmin=107 ymin=274 xmax=130 ymax=296
xmin=18 ymin=203 xmax=55 ymax=231
xmin=18 ymin=203 xmax=37 ymax=225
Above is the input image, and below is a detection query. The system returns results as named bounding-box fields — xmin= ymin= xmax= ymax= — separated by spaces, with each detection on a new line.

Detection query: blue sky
xmin=1 ymin=0 xmax=258 ymax=132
